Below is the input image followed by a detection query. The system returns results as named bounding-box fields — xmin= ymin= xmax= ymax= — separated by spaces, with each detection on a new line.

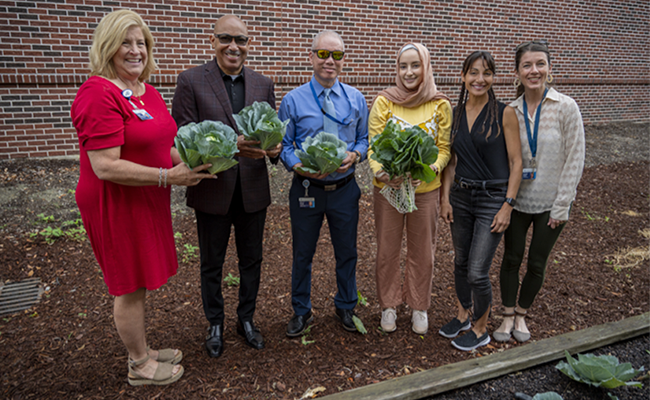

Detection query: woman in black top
xmin=438 ymin=51 xmax=522 ymax=351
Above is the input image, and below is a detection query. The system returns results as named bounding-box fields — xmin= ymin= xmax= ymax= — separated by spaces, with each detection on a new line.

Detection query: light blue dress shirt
xmin=279 ymin=76 xmax=369 ymax=181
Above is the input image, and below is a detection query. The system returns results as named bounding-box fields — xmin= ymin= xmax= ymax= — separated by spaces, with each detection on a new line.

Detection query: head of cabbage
xmin=294 ymin=132 xmax=348 ymax=176
xmin=232 ymin=101 xmax=289 ymax=151
xmin=174 ymin=120 xmax=239 ymax=175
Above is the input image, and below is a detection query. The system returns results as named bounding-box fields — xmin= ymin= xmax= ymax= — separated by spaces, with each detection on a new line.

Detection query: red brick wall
xmin=1 ymin=0 xmax=648 ymax=159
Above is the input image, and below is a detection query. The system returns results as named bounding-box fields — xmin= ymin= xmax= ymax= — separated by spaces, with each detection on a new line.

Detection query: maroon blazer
xmin=172 ymin=60 xmax=276 ymax=215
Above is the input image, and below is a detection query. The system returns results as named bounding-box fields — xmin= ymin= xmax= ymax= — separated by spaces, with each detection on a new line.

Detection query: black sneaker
xmin=438 ymin=317 xmax=471 ymax=338
xmin=451 ymin=330 xmax=491 ymax=351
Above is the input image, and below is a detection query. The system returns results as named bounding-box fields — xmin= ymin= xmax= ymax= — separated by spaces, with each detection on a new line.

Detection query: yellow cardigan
xmin=368 ymin=95 xmax=452 ymax=193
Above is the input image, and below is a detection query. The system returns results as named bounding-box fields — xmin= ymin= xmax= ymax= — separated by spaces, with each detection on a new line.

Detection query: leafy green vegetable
xmin=369 ymin=120 xmax=439 ymax=183
xmin=370 ymin=120 xmax=439 ymax=213
xmin=294 ymin=132 xmax=347 ymax=175
xmin=175 ymin=120 xmax=239 ymax=175
xmin=556 ymin=350 xmax=644 ymax=389
xmin=232 ymin=101 xmax=289 ymax=150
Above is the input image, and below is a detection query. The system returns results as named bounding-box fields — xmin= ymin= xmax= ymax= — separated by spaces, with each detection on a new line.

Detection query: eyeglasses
xmin=214 ymin=34 xmax=249 ymax=46
xmin=515 ymin=40 xmax=549 ymax=51
xmin=312 ymin=49 xmax=345 ymax=61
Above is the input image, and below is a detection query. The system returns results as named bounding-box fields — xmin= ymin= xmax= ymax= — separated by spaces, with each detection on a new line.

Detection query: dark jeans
xmin=450 ymin=181 xmax=507 ymax=321
xmin=289 ymin=176 xmax=360 ymax=315
xmin=500 ymin=209 xmax=565 ymax=309
xmin=195 ymin=180 xmax=267 ymax=326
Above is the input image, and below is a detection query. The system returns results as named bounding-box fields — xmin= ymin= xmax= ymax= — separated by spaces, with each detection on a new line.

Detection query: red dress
xmin=71 ymin=76 xmax=178 ymax=296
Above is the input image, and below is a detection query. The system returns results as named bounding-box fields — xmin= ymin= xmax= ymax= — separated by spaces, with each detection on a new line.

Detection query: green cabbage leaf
xmin=174 ymin=120 xmax=239 ymax=175
xmin=233 ymin=101 xmax=289 ymax=150
xmin=294 ymin=132 xmax=348 ymax=175
xmin=369 ymin=120 xmax=439 ymax=183
xmin=556 ymin=350 xmax=644 ymax=389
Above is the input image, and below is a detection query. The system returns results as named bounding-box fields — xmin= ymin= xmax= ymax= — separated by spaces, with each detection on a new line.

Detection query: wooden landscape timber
xmin=321 ymin=312 xmax=650 ymax=400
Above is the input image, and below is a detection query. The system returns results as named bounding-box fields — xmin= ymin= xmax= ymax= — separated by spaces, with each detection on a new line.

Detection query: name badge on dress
xmin=132 ymin=108 xmax=153 ymax=120
xmin=122 ymin=89 xmax=153 ymax=121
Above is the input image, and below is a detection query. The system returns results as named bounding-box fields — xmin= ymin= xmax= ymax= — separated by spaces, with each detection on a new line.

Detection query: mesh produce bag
xmin=379 ymin=176 xmax=417 ymax=213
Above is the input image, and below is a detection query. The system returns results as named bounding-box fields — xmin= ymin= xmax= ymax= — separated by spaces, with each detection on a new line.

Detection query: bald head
xmin=214 ymin=15 xmax=248 ymax=36
xmin=210 ymin=14 xmax=250 ymax=75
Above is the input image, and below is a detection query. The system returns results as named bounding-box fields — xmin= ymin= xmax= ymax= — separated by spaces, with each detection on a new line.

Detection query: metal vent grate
xmin=0 ymin=277 xmax=43 ymax=316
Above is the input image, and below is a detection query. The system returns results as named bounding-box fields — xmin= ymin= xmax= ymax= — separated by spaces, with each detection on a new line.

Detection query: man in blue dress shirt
xmin=279 ymin=30 xmax=369 ymax=336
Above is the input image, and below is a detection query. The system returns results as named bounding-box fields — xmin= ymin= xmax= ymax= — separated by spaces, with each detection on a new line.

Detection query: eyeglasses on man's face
xmin=312 ymin=49 xmax=345 ymax=61
xmin=214 ymin=34 xmax=249 ymax=46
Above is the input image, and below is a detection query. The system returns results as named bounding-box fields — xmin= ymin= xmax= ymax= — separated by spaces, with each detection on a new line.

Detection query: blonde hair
xmin=89 ymin=10 xmax=156 ymax=81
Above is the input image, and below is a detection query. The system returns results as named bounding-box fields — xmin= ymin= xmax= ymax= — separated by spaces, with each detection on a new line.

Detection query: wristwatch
xmin=353 ymin=150 xmax=362 ymax=164
xmin=505 ymin=197 xmax=516 ymax=207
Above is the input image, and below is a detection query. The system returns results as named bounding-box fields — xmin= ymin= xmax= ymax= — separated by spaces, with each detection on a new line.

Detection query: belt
xmin=454 ymin=177 xmax=508 ymax=190
xmin=296 ymin=173 xmax=355 ymax=191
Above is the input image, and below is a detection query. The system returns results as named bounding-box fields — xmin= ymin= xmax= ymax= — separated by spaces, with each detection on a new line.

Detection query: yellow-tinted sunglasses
xmin=312 ymin=49 xmax=345 ymax=61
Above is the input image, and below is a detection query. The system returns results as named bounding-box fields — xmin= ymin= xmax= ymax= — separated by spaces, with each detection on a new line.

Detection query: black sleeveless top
xmin=453 ymin=101 xmax=510 ymax=181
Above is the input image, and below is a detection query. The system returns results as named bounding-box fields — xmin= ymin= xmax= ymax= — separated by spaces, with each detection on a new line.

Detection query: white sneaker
xmin=412 ymin=310 xmax=428 ymax=334
xmin=381 ymin=308 xmax=397 ymax=332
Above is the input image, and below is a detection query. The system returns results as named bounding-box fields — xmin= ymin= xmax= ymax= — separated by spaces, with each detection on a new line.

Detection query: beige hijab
xmin=378 ymin=43 xmax=449 ymax=108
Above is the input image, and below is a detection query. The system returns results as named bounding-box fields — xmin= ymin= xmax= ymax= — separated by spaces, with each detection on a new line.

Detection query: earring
xmin=513 ymin=78 xmax=520 ymax=87
xmin=546 ymin=74 xmax=553 ymax=83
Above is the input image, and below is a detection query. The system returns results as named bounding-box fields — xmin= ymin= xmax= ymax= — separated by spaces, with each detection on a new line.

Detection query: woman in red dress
xmin=71 ymin=10 xmax=213 ymax=386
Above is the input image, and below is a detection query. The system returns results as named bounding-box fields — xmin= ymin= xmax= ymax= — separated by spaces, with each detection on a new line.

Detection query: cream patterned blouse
xmin=510 ymin=87 xmax=585 ymax=221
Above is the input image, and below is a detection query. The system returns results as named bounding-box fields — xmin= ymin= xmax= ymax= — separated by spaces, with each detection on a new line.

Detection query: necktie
xmin=322 ymin=88 xmax=338 ymax=134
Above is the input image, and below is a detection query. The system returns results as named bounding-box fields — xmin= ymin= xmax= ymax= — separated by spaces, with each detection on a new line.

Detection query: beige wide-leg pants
xmin=373 ymin=186 xmax=439 ymax=311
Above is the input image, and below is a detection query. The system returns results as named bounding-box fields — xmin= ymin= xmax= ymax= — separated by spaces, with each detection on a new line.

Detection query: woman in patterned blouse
xmin=493 ymin=41 xmax=585 ymax=343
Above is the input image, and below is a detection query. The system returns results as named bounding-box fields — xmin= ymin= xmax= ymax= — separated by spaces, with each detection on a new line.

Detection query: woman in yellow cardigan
xmin=368 ymin=43 xmax=452 ymax=334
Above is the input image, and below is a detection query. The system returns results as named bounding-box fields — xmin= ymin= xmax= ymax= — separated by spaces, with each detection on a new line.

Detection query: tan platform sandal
xmin=128 ymin=354 xmax=184 ymax=386
xmin=147 ymin=346 xmax=183 ymax=365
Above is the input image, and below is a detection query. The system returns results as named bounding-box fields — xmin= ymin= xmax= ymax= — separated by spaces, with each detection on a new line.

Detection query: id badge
xmin=132 ymin=109 xmax=153 ymax=120
xmin=299 ymin=197 xmax=315 ymax=208
xmin=522 ymin=167 xmax=536 ymax=180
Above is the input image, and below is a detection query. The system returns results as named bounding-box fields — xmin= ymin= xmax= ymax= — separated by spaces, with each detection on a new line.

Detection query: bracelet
xmin=375 ymin=170 xmax=388 ymax=179
xmin=163 ymin=168 xmax=168 ymax=188
xmin=158 ymin=167 xmax=163 ymax=187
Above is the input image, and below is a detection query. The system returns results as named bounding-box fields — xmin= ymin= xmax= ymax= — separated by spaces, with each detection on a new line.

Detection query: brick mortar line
xmin=1 ymin=74 xmax=648 ymax=86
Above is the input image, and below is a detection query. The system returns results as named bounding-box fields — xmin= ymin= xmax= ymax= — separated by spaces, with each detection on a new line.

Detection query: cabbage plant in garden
xmin=556 ymin=350 xmax=644 ymax=400
xmin=233 ymin=101 xmax=289 ymax=150
xmin=174 ymin=120 xmax=239 ymax=175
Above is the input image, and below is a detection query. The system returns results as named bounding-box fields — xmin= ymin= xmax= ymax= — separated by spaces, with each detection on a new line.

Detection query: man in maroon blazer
xmin=172 ymin=15 xmax=280 ymax=359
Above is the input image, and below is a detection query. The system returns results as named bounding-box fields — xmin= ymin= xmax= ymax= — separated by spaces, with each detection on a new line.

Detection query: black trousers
xmin=195 ymin=179 xmax=267 ymax=326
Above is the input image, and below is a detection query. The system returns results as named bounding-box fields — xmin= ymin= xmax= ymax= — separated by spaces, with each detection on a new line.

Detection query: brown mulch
xmin=0 ymin=122 xmax=648 ymax=399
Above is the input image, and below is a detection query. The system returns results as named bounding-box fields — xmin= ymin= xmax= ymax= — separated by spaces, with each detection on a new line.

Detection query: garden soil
xmin=0 ymin=121 xmax=648 ymax=399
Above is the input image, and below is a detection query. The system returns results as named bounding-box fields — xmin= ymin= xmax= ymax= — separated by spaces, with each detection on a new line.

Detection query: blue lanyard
xmin=309 ymin=81 xmax=353 ymax=126
xmin=522 ymin=88 xmax=548 ymax=159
